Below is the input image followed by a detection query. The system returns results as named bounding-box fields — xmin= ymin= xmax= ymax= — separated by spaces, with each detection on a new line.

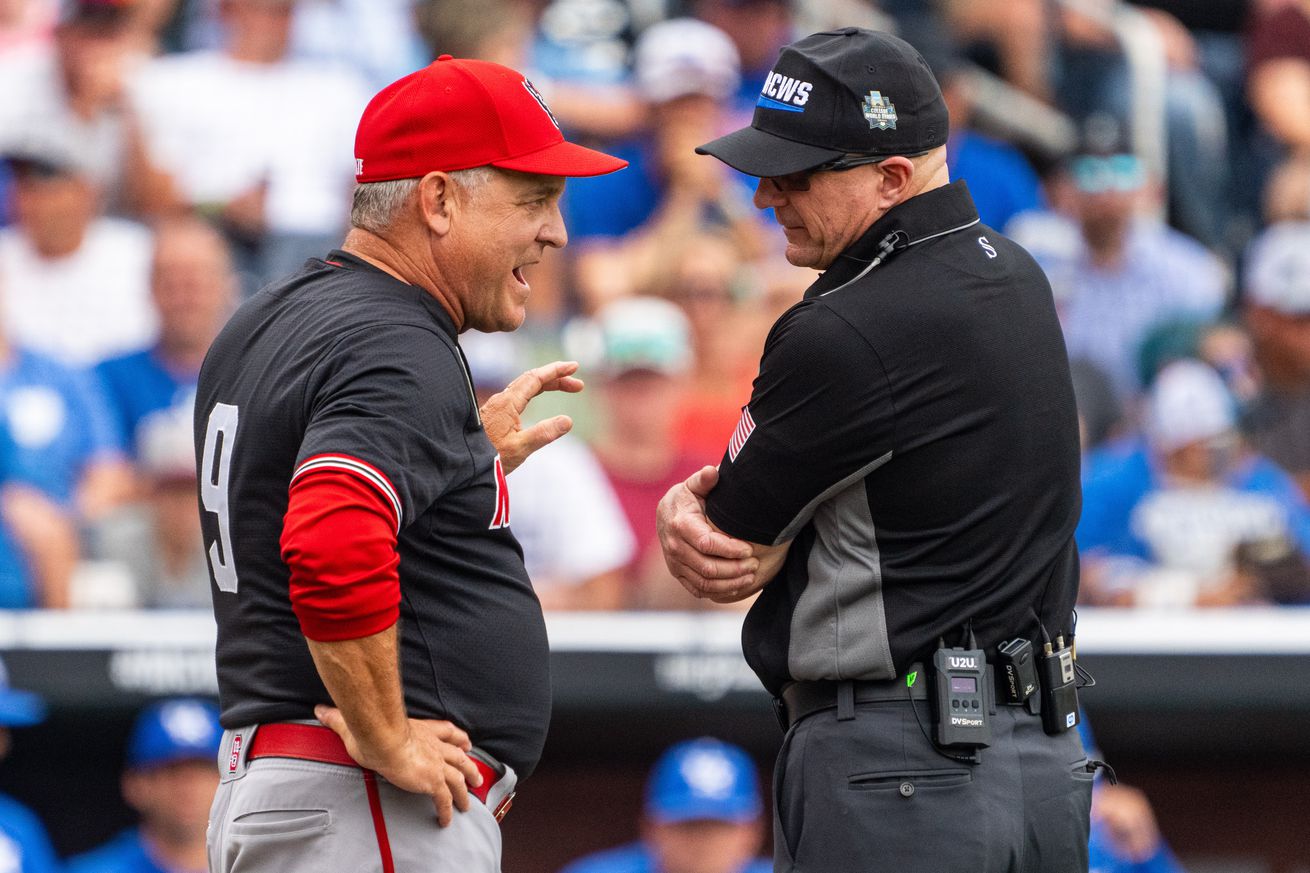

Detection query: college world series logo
xmin=862 ymin=90 xmax=897 ymax=130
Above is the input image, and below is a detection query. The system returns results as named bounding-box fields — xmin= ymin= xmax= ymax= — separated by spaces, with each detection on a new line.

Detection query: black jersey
xmin=195 ymin=250 xmax=550 ymax=777
xmin=706 ymin=182 xmax=1082 ymax=696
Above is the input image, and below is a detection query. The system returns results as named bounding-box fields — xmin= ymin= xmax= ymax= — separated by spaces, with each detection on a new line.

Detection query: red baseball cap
xmin=354 ymin=55 xmax=627 ymax=183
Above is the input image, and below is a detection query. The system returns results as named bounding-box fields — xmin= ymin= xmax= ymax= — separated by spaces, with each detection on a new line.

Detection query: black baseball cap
xmin=697 ymin=27 xmax=949 ymax=177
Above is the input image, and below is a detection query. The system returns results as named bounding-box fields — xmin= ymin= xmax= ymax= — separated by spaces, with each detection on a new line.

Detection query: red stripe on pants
xmin=363 ymin=771 xmax=395 ymax=873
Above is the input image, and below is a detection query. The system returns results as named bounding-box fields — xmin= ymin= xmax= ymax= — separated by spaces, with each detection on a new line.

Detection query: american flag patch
xmin=728 ymin=407 xmax=756 ymax=462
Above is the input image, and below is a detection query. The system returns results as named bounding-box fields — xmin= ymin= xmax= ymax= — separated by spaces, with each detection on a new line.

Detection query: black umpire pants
xmin=772 ymin=699 xmax=1092 ymax=873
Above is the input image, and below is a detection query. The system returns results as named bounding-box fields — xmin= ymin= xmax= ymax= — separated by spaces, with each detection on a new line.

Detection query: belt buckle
xmin=492 ymin=791 xmax=515 ymax=823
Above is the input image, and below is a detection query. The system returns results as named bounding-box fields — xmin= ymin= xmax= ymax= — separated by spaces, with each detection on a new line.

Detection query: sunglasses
xmin=764 ymin=154 xmax=891 ymax=193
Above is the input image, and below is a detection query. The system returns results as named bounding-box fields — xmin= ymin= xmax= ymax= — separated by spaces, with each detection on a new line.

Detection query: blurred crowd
xmin=0 ymin=0 xmax=1309 ymax=612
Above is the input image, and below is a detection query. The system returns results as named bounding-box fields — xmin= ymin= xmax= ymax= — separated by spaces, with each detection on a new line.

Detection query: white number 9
xmin=201 ymin=402 xmax=240 ymax=593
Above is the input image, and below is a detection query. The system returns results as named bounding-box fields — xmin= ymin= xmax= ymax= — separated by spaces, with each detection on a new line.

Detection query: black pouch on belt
xmin=1038 ymin=638 xmax=1080 ymax=735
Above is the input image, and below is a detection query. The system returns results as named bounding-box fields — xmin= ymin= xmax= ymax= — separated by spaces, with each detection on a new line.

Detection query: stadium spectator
xmin=0 ymin=147 xmax=156 ymax=367
xmin=574 ymin=297 xmax=705 ymax=608
xmin=1016 ymin=137 xmax=1227 ymax=402
xmin=566 ymin=17 xmax=764 ymax=314
xmin=1243 ymin=218 xmax=1310 ymax=500
xmin=0 ymin=0 xmax=170 ymax=216
xmin=0 ymin=655 xmax=58 ymax=872
xmin=644 ymin=232 xmax=758 ymax=463
xmin=558 ymin=737 xmax=770 ymax=873
xmin=97 ymin=407 xmax=209 ymax=608
xmin=1078 ymin=359 xmax=1310 ymax=607
xmin=68 ymin=698 xmax=221 ymax=873
xmin=129 ymin=0 xmax=370 ymax=292
xmin=0 ymin=254 xmax=134 ymax=527
xmin=462 ymin=329 xmax=634 ymax=611
xmin=1247 ymin=0 xmax=1310 ymax=156
xmin=95 ymin=216 xmax=236 ymax=460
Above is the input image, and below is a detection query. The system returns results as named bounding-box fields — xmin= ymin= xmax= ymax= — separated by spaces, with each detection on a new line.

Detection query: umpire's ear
xmin=417 ymin=171 xmax=457 ymax=237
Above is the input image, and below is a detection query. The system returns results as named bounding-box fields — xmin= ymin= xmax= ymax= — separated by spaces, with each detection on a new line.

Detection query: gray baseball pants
xmin=772 ymin=700 xmax=1093 ymax=872
xmin=208 ymin=725 xmax=515 ymax=873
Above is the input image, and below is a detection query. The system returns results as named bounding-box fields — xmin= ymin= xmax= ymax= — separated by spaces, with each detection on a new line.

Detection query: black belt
xmin=777 ymin=648 xmax=1047 ymax=730
xmin=777 ymin=665 xmax=929 ymax=730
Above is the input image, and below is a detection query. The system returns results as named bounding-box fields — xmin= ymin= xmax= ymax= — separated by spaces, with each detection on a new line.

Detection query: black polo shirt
xmin=707 ymin=181 xmax=1081 ymax=696
xmin=195 ymin=251 xmax=550 ymax=777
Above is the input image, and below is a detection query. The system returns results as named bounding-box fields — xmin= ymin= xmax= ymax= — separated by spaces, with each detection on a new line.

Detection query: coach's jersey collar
xmin=807 ymin=180 xmax=980 ymax=298
xmin=323 ymin=249 xmax=458 ymax=339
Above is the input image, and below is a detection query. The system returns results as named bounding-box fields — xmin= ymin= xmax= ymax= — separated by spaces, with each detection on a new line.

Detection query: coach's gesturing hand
xmin=480 ymin=360 xmax=585 ymax=474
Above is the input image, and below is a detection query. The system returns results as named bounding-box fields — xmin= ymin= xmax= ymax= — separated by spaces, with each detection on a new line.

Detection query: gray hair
xmin=349 ymin=167 xmax=495 ymax=234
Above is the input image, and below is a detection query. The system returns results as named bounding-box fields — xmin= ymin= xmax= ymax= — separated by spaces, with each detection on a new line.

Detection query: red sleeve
xmin=280 ymin=467 xmax=401 ymax=642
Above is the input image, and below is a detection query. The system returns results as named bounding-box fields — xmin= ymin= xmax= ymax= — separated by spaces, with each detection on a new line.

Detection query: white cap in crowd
xmin=1244 ymin=221 xmax=1310 ymax=316
xmin=1145 ymin=359 xmax=1236 ymax=454
xmin=633 ymin=18 xmax=740 ymax=104
xmin=566 ymin=296 xmax=693 ymax=378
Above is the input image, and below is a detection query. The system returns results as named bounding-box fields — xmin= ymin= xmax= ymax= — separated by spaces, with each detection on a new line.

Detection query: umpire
xmin=657 ymin=28 xmax=1093 ymax=873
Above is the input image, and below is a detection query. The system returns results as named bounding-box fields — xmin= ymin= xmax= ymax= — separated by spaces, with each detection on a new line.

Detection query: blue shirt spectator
xmin=563 ymin=139 xmax=758 ymax=243
xmin=559 ymin=738 xmax=770 ymax=873
xmin=563 ymin=19 xmax=753 ymax=245
xmin=68 ymin=699 xmax=221 ymax=873
xmin=94 ymin=216 xmax=237 ymax=466
xmin=562 ymin=140 xmax=659 ymax=242
xmin=67 ymin=829 xmax=170 ymax=873
xmin=1079 ymin=442 xmax=1310 ymax=561
xmin=95 ymin=351 xmax=196 ymax=458
xmin=0 ymin=347 xmax=122 ymax=505
xmin=1079 ymin=360 xmax=1310 ymax=606
xmin=948 ymin=130 xmax=1043 ymax=232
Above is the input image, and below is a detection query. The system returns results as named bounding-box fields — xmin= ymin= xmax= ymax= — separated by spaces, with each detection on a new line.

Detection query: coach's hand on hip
xmin=480 ymin=360 xmax=584 ymax=474
xmin=315 ymin=704 xmax=483 ymax=828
